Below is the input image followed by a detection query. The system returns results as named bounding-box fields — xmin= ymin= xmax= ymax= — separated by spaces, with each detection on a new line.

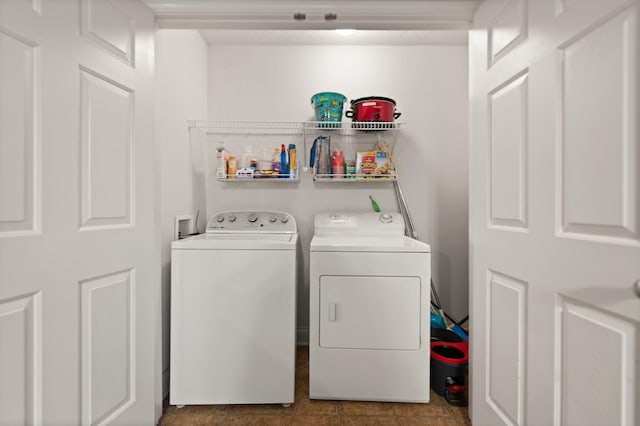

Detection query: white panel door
xmin=0 ymin=0 xmax=157 ymax=425
xmin=470 ymin=0 xmax=640 ymax=425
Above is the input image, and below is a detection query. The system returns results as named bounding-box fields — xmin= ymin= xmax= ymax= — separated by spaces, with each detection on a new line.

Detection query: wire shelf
xmin=190 ymin=120 xmax=403 ymax=184
xmin=189 ymin=120 xmax=404 ymax=135
xmin=313 ymin=173 xmax=397 ymax=182
xmin=189 ymin=120 xmax=305 ymax=135
xmin=216 ymin=173 xmax=299 ymax=182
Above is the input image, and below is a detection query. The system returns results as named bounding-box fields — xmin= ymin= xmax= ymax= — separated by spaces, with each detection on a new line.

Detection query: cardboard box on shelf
xmin=356 ymin=151 xmax=393 ymax=177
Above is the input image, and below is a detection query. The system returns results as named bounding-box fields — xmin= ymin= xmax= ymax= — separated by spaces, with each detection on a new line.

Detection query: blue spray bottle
xmin=280 ymin=144 xmax=289 ymax=177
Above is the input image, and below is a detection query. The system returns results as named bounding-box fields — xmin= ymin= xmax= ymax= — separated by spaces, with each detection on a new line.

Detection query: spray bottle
xmin=215 ymin=143 xmax=228 ymax=179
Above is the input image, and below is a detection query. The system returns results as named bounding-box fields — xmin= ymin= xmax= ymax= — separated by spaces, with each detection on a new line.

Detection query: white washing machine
xmin=309 ymin=212 xmax=431 ymax=402
xmin=170 ymin=210 xmax=297 ymax=406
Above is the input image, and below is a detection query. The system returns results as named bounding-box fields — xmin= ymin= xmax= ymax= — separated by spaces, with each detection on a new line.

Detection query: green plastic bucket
xmin=311 ymin=92 xmax=346 ymax=127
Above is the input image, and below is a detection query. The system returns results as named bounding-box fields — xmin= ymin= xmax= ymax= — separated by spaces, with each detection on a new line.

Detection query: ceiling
xmin=141 ymin=0 xmax=483 ymax=31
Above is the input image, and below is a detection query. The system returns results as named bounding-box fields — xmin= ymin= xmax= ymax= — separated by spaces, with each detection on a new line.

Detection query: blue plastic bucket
xmin=311 ymin=92 xmax=346 ymax=126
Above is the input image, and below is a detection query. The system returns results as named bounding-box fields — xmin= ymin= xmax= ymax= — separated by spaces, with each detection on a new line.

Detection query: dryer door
xmin=319 ymin=275 xmax=421 ymax=350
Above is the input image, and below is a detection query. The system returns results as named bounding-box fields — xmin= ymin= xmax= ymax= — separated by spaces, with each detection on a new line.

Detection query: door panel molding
xmin=554 ymin=295 xmax=637 ymax=425
xmin=80 ymin=269 xmax=135 ymax=426
xmin=486 ymin=269 xmax=527 ymax=426
xmin=79 ymin=66 xmax=134 ymax=231
xmin=556 ymin=0 xmax=627 ymax=19
xmin=0 ymin=30 xmax=41 ymax=237
xmin=488 ymin=0 xmax=527 ymax=67
xmin=80 ymin=0 xmax=134 ymax=66
xmin=0 ymin=292 xmax=42 ymax=425
xmin=556 ymin=7 xmax=639 ymax=246
xmin=488 ymin=71 xmax=530 ymax=232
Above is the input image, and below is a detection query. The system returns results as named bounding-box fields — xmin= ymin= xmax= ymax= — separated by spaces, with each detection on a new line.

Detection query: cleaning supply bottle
xmin=271 ymin=148 xmax=281 ymax=174
xmin=258 ymin=148 xmax=271 ymax=171
xmin=288 ymin=144 xmax=296 ymax=178
xmin=240 ymin=146 xmax=254 ymax=169
xmin=227 ymin=156 xmax=237 ymax=179
xmin=331 ymin=150 xmax=344 ymax=179
xmin=215 ymin=143 xmax=227 ymax=179
xmin=280 ymin=144 xmax=289 ymax=178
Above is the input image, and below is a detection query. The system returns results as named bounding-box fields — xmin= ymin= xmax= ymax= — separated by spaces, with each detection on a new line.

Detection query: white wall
xmin=155 ymin=29 xmax=208 ymax=396
xmin=205 ymin=42 xmax=469 ymax=338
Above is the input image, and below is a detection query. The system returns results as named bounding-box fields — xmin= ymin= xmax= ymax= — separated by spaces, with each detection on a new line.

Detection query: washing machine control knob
xmin=280 ymin=216 xmax=289 ymax=224
xmin=379 ymin=213 xmax=393 ymax=223
xmin=228 ymin=215 xmax=237 ymax=222
xmin=215 ymin=215 xmax=224 ymax=223
xmin=247 ymin=213 xmax=258 ymax=223
xmin=269 ymin=215 xmax=277 ymax=223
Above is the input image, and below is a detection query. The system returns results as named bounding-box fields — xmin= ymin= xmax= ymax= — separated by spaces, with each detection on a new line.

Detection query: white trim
xmin=142 ymin=0 xmax=482 ymax=30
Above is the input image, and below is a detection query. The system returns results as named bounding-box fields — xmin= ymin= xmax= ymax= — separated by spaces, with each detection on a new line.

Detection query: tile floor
xmin=159 ymin=346 xmax=470 ymax=425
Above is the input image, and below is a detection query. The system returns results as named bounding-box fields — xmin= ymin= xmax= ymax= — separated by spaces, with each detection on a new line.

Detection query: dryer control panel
xmin=206 ymin=210 xmax=297 ymax=233
xmin=314 ymin=212 xmax=405 ymax=236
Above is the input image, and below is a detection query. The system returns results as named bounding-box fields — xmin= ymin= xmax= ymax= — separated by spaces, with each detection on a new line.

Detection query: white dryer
xmin=309 ymin=212 xmax=430 ymax=402
xmin=170 ymin=210 xmax=297 ymax=406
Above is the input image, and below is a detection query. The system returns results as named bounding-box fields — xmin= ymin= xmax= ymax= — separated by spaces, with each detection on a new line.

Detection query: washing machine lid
xmin=172 ymin=232 xmax=298 ymax=250
xmin=310 ymin=235 xmax=430 ymax=253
